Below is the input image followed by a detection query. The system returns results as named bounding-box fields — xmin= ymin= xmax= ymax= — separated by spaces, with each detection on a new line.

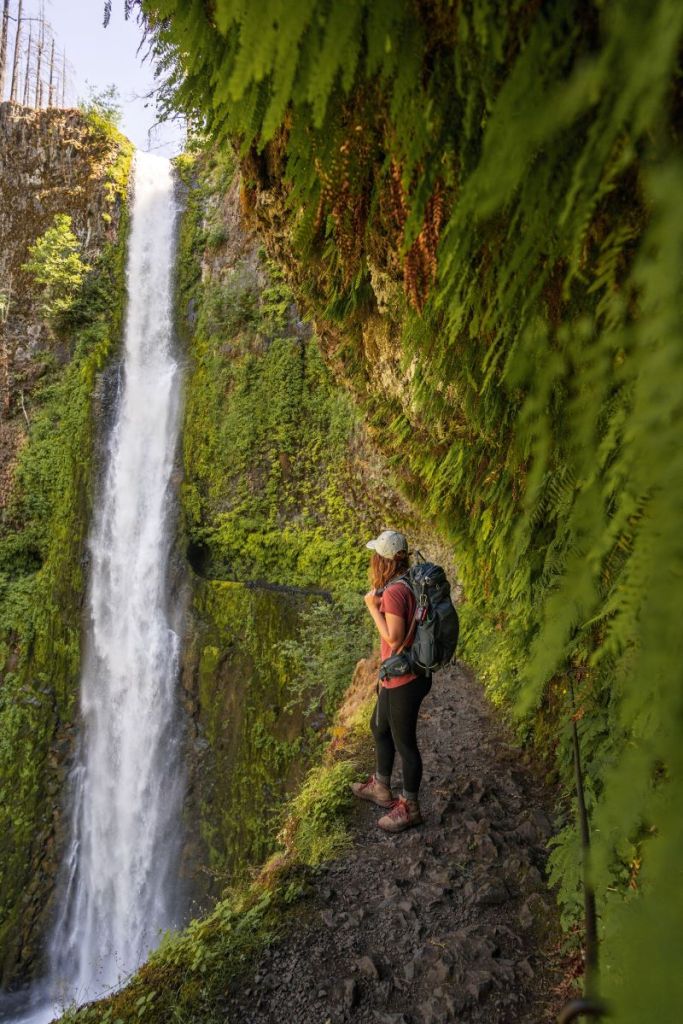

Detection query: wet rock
xmin=519 ymin=863 xmax=545 ymax=894
xmin=425 ymin=866 xmax=454 ymax=887
xmin=420 ymin=990 xmax=459 ymax=1022
xmin=475 ymin=880 xmax=509 ymax=906
xmin=513 ymin=816 xmax=541 ymax=845
xmin=426 ymin=957 xmax=452 ymax=985
xmin=472 ymin=832 xmax=499 ymax=861
xmin=530 ymin=806 xmax=554 ymax=837
xmin=334 ymin=977 xmax=359 ymax=1010
xmin=491 ymin=922 xmax=523 ymax=946
xmin=519 ymin=892 xmax=555 ymax=934
xmin=414 ymin=881 xmax=448 ymax=907
xmin=376 ymin=977 xmax=394 ymax=1002
xmin=356 ymin=954 xmax=381 ymax=980
xmin=517 ymin=956 xmax=535 ymax=978
xmin=465 ymin=970 xmax=494 ymax=1001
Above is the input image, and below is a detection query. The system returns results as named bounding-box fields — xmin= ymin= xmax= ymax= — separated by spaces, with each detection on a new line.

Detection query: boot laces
xmin=386 ymin=796 xmax=410 ymax=819
xmin=360 ymin=773 xmax=380 ymax=791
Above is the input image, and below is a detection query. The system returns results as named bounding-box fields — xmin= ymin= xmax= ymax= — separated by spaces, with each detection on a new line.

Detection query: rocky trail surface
xmin=225 ymin=664 xmax=569 ymax=1023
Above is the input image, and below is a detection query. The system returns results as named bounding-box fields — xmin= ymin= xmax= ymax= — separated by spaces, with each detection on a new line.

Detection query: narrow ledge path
xmin=225 ymin=664 xmax=569 ymax=1024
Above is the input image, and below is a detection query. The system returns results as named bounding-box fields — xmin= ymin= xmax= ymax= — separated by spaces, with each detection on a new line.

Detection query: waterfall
xmin=1 ymin=151 xmax=186 ymax=1023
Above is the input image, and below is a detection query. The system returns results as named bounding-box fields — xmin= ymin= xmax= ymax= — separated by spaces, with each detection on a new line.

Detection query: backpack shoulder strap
xmin=384 ymin=573 xmax=412 ymax=592
xmin=395 ymin=614 xmax=419 ymax=655
xmin=382 ymin=575 xmax=418 ymax=654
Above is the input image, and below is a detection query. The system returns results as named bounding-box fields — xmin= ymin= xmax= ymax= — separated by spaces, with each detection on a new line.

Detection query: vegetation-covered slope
xmin=0 ymin=104 xmax=133 ymax=984
xmin=132 ymin=1 xmax=683 ymax=1018
xmin=175 ymin=145 xmax=433 ymax=593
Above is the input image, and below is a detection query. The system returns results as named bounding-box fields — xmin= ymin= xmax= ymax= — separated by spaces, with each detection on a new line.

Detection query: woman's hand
xmin=364 ymin=589 xmax=381 ymax=609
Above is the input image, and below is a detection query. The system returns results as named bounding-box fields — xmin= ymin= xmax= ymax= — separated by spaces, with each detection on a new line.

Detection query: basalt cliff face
xmin=0 ymin=103 xmax=130 ymax=470
xmin=174 ymin=143 xmax=456 ymax=911
xmin=0 ymin=110 xmax=447 ymax=992
xmin=0 ymin=102 xmax=133 ymax=985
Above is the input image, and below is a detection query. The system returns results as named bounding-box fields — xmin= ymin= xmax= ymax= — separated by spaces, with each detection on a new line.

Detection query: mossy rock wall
xmin=175 ymin=145 xmax=454 ymax=584
xmin=173 ymin=145 xmax=451 ymax=904
xmin=0 ymin=104 xmax=134 ymax=985
xmin=181 ymin=578 xmax=320 ymax=901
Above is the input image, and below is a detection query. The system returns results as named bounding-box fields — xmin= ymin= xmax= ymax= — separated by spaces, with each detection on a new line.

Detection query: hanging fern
xmin=132 ymin=0 xmax=683 ymax=1018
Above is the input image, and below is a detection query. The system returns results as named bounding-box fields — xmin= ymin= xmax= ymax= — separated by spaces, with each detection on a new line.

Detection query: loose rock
xmin=223 ymin=664 xmax=567 ymax=1023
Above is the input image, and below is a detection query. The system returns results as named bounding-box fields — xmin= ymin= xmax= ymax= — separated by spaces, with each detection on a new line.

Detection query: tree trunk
xmin=47 ymin=34 xmax=54 ymax=105
xmin=34 ymin=6 xmax=43 ymax=108
xmin=9 ymin=0 xmax=21 ymax=101
xmin=21 ymin=20 xmax=30 ymax=106
xmin=0 ymin=0 xmax=10 ymax=100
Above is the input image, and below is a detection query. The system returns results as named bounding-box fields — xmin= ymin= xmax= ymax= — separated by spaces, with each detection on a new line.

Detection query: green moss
xmin=188 ymin=577 xmax=375 ymax=888
xmin=172 ymin=146 xmax=388 ymax=903
xmin=176 ymin=148 xmax=381 ymax=597
xmin=136 ymin=5 xmax=683 ymax=1011
xmin=20 ymin=214 xmax=91 ymax=323
xmin=181 ymin=296 xmax=373 ymax=593
xmin=0 ymin=139 xmax=133 ymax=984
xmin=55 ymin=686 xmax=374 ymax=1024
xmin=188 ymin=580 xmax=311 ymax=884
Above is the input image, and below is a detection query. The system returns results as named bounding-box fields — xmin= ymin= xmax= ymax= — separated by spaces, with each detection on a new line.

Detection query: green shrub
xmin=279 ymin=759 xmax=357 ymax=866
xmin=78 ymin=83 xmax=123 ymax=130
xmin=21 ymin=214 xmax=91 ymax=326
xmin=277 ymin=590 xmax=375 ymax=717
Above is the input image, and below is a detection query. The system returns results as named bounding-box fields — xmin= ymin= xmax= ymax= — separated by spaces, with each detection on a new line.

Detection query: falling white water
xmin=0 ymin=152 xmax=186 ymax=1023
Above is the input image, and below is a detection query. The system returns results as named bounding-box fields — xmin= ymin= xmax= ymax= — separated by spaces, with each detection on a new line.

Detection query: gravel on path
xmin=224 ymin=662 xmax=568 ymax=1024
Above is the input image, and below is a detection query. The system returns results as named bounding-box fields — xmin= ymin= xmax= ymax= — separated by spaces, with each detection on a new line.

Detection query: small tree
xmin=79 ymin=82 xmax=123 ymax=129
xmin=21 ymin=214 xmax=90 ymax=324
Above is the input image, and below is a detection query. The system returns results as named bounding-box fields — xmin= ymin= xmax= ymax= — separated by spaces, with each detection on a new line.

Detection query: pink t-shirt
xmin=379 ymin=581 xmax=418 ymax=688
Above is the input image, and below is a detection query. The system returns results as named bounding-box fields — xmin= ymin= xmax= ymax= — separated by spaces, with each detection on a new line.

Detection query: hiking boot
xmin=377 ymin=797 xmax=423 ymax=833
xmin=350 ymin=774 xmax=394 ymax=808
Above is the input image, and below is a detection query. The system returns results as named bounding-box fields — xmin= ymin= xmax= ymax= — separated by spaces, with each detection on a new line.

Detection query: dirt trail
xmin=226 ymin=663 xmax=567 ymax=1023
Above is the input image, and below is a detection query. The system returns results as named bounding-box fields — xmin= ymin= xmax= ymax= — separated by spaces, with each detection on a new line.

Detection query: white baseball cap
xmin=366 ymin=530 xmax=408 ymax=559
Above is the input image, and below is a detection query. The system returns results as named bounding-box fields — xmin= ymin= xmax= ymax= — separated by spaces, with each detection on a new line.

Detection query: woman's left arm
xmin=364 ymin=591 xmax=406 ymax=650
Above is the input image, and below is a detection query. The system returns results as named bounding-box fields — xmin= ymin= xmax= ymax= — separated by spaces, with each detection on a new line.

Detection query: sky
xmin=2 ymin=0 xmax=186 ymax=155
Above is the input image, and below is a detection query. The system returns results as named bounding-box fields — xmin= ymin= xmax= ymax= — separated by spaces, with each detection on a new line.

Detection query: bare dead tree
xmin=34 ymin=1 xmax=44 ymax=107
xmin=9 ymin=0 xmax=21 ymax=100
xmin=21 ymin=19 xmax=31 ymax=105
xmin=0 ymin=0 xmax=10 ymax=99
xmin=4 ymin=4 xmax=67 ymax=110
xmin=47 ymin=32 xmax=54 ymax=105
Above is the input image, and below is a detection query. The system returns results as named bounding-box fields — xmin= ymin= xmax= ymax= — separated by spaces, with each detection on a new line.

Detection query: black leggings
xmin=370 ymin=675 xmax=432 ymax=798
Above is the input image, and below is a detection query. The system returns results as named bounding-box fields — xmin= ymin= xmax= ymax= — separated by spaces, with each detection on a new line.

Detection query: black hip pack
xmin=378 ymin=559 xmax=459 ymax=681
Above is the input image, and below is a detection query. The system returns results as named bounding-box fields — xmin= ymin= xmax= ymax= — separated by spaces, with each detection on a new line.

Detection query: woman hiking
xmin=351 ymin=530 xmax=432 ymax=833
